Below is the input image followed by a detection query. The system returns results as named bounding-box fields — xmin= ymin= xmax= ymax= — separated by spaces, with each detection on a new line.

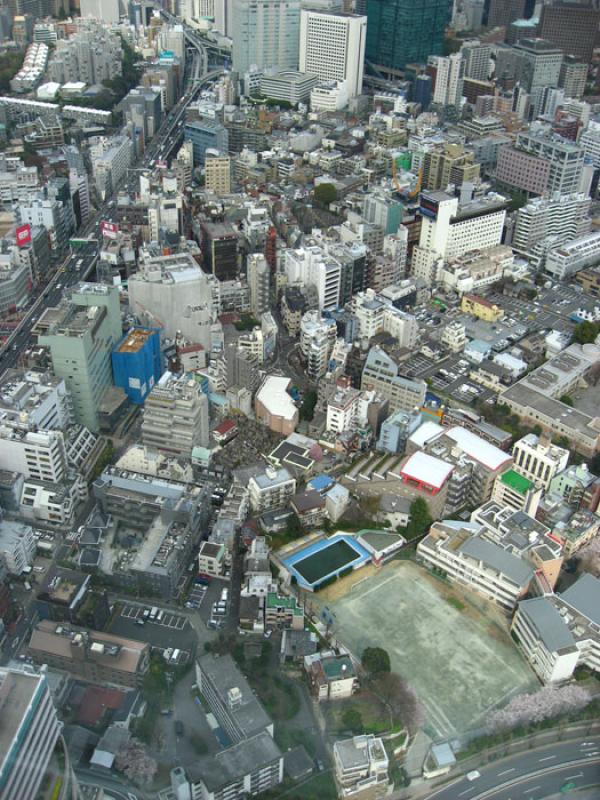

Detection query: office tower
xmin=461 ymin=40 xmax=491 ymax=82
xmin=414 ymin=73 xmax=432 ymax=109
xmin=487 ymin=0 xmax=525 ymax=29
xmin=232 ymin=0 xmax=301 ymax=74
xmin=538 ymin=1 xmax=600 ymax=64
xmin=247 ymin=253 xmax=270 ymax=316
xmin=430 ymin=52 xmax=464 ymax=108
xmin=514 ymin=38 xmax=563 ymax=119
xmin=205 ymin=151 xmax=232 ymax=194
xmin=142 ymin=372 xmax=210 ymax=456
xmin=299 ymin=10 xmax=367 ymax=98
xmin=559 ymin=56 xmax=588 ymax=100
xmin=184 ymin=119 xmax=229 ymax=167
xmin=365 ymin=0 xmax=451 ymax=75
xmin=0 ymin=666 xmax=62 ymax=800
xmin=37 ymin=284 xmax=122 ymax=433
xmin=512 ymin=192 xmax=591 ymax=266
xmin=200 ymin=221 xmax=239 ymax=281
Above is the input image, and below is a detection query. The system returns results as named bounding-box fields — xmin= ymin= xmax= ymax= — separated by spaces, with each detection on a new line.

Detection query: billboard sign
xmin=101 ymin=221 xmax=119 ymax=240
xmin=16 ymin=224 xmax=32 ymax=247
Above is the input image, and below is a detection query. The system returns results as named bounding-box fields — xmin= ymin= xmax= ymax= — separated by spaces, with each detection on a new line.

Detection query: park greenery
xmin=0 ymin=50 xmax=24 ymax=93
xmin=573 ymin=320 xmax=600 ymax=345
xmin=313 ymin=182 xmax=337 ymax=206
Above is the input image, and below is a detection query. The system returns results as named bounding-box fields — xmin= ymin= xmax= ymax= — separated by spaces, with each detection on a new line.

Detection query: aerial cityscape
xmin=0 ymin=0 xmax=598 ymax=799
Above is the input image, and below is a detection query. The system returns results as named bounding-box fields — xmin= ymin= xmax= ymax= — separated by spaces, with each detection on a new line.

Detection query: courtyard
xmin=317 ymin=560 xmax=538 ymax=739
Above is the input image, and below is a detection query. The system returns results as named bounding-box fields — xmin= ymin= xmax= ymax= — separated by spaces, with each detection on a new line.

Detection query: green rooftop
xmin=323 ymin=655 xmax=354 ymax=679
xmin=266 ymin=593 xmax=303 ymax=615
xmin=500 ymin=469 xmax=534 ymax=495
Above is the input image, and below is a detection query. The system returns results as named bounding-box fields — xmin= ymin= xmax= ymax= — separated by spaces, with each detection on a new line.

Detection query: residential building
xmin=460 ymin=294 xmax=503 ymax=322
xmin=198 ymin=541 xmax=225 ymax=576
xmin=264 ymin=592 xmax=304 ymax=630
xmin=333 ymin=735 xmax=390 ymax=800
xmin=422 ymin=143 xmax=480 ymax=192
xmin=205 ymin=151 xmax=231 ymax=195
xmin=430 ymin=52 xmax=464 ymax=109
xmin=305 ymin=653 xmax=358 ymax=701
xmin=247 ymin=253 xmax=270 ymax=316
xmin=512 ymin=573 xmax=600 ymax=683
xmin=0 ymin=666 xmax=62 ymax=800
xmin=299 ymin=11 xmax=367 ymax=98
xmin=441 ymin=320 xmax=467 ymax=352
xmin=142 ymin=372 xmax=210 ymax=457
xmin=361 ymin=347 xmax=426 ymax=414
xmin=377 ymin=409 xmax=421 ymax=454
xmin=111 ymin=327 xmax=162 ymax=405
xmin=0 ymin=518 xmax=36 ymax=575
xmin=232 ymin=0 xmax=301 ymax=73
xmin=365 ymin=0 xmax=451 ymax=75
xmin=491 ymin=469 xmax=542 ymax=516
xmin=512 ymin=433 xmax=570 ymax=491
xmin=549 ymin=464 xmax=597 ymax=509
xmin=89 ymin=135 xmax=134 ymax=200
xmin=299 ymin=311 xmax=337 ymax=379
xmin=28 ymin=620 xmax=150 ymax=688
xmin=36 ymin=284 xmax=122 ymax=433
xmin=248 ymin=466 xmax=296 ymax=513
xmin=285 ymin=246 xmax=342 ymax=311
xmin=0 ymin=369 xmax=72 ymax=432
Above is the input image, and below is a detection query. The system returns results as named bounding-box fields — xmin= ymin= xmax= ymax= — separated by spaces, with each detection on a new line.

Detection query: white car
xmin=466 ymin=771 xmax=481 ymax=781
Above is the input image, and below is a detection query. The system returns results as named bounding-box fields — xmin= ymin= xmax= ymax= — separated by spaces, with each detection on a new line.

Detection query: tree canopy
xmin=314 ymin=182 xmax=337 ymax=206
xmin=573 ymin=321 xmax=600 ymax=345
xmin=361 ymin=646 xmax=391 ymax=676
xmin=403 ymin=498 xmax=433 ymax=541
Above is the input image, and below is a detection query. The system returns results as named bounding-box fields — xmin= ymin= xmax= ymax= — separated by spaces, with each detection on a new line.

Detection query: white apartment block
xmin=440 ymin=245 xmax=515 ymax=295
xmin=579 ymin=120 xmax=600 ymax=169
xmin=326 ymin=388 xmax=377 ymax=435
xmin=442 ymin=321 xmax=467 ymax=352
xmin=418 ymin=520 xmax=534 ymax=611
xmin=0 ymin=429 xmax=68 ymax=484
xmin=285 ymin=246 xmax=341 ymax=311
xmin=300 ymin=311 xmax=337 ymax=379
xmin=333 ymin=735 xmax=390 ymax=799
xmin=299 ymin=11 xmax=366 ymax=98
xmin=0 ymin=370 xmax=72 ymax=432
xmin=0 ymin=667 xmax=62 ymax=800
xmin=545 ymin=231 xmax=600 ymax=280
xmin=512 ymin=193 xmax=591 ymax=268
xmin=461 ymin=40 xmax=491 ymax=82
xmin=512 ymin=433 xmax=569 ymax=491
xmin=248 ymin=467 xmax=296 ymax=513
xmin=90 ymin=135 xmax=134 ymax=201
xmin=310 ymin=80 xmax=349 ymax=111
xmin=0 ymin=519 xmax=36 ymax=575
xmin=351 ymin=289 xmax=418 ymax=347
xmin=418 ymin=191 xmax=506 ymax=262
xmin=512 ymin=573 xmax=600 ymax=684
xmin=430 ymin=52 xmax=464 ymax=109
xmin=20 ymin=476 xmax=87 ymax=527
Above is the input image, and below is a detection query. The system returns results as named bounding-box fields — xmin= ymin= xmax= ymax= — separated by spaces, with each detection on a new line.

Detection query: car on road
xmin=174 ymin=720 xmax=184 ymax=736
xmin=466 ymin=770 xmax=481 ymax=781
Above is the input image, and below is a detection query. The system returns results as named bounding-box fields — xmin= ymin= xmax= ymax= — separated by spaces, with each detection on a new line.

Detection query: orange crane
xmin=392 ymin=156 xmax=422 ymax=199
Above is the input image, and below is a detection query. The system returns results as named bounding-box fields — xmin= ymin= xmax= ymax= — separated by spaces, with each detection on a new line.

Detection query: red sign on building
xmin=15 ymin=224 xmax=32 ymax=247
xmin=101 ymin=221 xmax=119 ymax=240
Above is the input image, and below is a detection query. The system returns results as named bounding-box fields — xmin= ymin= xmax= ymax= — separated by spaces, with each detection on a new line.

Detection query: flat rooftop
xmin=116 ymin=328 xmax=155 ymax=354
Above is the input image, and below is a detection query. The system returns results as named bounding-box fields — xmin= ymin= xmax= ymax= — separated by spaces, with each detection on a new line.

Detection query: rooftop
xmin=518 ymin=596 xmax=576 ymax=653
xmin=444 ymin=426 xmax=512 ymax=472
xmin=116 ymin=327 xmax=156 ymax=354
xmin=256 ymin=376 xmax=298 ymax=422
xmin=560 ymin=573 xmax=600 ymax=627
xmin=400 ymin=451 xmax=454 ymax=489
xmin=499 ymin=469 xmax=534 ymax=496
xmin=459 ymin=537 xmax=534 ymax=586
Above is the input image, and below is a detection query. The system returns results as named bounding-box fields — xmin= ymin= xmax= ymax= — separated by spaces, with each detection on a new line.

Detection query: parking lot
xmin=186 ymin=583 xmax=208 ymax=609
xmin=120 ymin=604 xmax=187 ymax=630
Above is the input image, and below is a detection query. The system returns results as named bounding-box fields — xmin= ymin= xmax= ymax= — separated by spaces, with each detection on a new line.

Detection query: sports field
xmin=283 ymin=533 xmax=371 ymax=589
xmin=321 ymin=560 xmax=538 ymax=738
xmin=294 ymin=540 xmax=358 ymax=584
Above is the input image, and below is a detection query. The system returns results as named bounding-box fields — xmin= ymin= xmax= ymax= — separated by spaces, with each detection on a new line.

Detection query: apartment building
xmin=248 ymin=467 xmax=296 ymax=513
xmin=300 ymin=311 xmax=337 ymax=379
xmin=361 ymin=347 xmax=426 ymax=414
xmin=512 ymin=573 xmax=600 ymax=683
xmin=142 ymin=372 xmax=209 ymax=457
xmin=333 ymin=734 xmax=389 ymax=800
xmin=305 ymin=653 xmax=358 ymax=702
xmin=0 ymin=667 xmax=62 ymax=800
xmin=89 ymin=135 xmax=134 ymax=200
xmin=545 ymin=232 xmax=600 ymax=281
xmin=28 ymin=620 xmax=150 ymax=688
xmin=491 ymin=469 xmax=542 ymax=516
xmin=0 ymin=518 xmax=36 ymax=575
xmin=512 ymin=433 xmax=569 ymax=491
xmin=205 ymin=151 xmax=231 ymax=195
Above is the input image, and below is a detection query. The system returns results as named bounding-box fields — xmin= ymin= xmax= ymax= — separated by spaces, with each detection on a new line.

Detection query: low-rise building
xmin=255 ymin=376 xmax=299 ymax=436
xmin=305 ymin=653 xmax=358 ymax=702
xmin=0 ymin=518 xmax=36 ymax=575
xmin=460 ymin=293 xmax=503 ymax=322
xmin=512 ymin=573 xmax=600 ymax=683
xmin=198 ymin=541 xmax=225 ymax=576
xmin=264 ymin=592 xmax=304 ymax=631
xmin=512 ymin=433 xmax=569 ymax=491
xmin=333 ymin=734 xmax=390 ymax=800
xmin=28 ymin=620 xmax=150 ymax=688
xmin=491 ymin=469 xmax=542 ymax=516
xmin=248 ymin=467 xmax=296 ymax=513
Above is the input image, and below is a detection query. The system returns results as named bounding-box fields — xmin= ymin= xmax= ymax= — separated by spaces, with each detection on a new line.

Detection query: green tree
xmin=560 ymin=394 xmax=574 ymax=407
xmin=313 ymin=183 xmax=337 ymax=206
xmin=342 ymin=708 xmax=364 ymax=733
xmin=589 ymin=453 xmax=600 ymax=477
xmin=361 ymin=647 xmax=391 ymax=676
xmin=573 ymin=321 xmax=600 ymax=345
xmin=405 ymin=498 xmax=433 ymax=541
xmin=300 ymin=389 xmax=317 ymax=421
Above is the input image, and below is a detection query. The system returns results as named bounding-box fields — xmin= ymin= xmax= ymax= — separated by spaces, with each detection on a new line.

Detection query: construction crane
xmin=391 ymin=156 xmax=422 ymax=199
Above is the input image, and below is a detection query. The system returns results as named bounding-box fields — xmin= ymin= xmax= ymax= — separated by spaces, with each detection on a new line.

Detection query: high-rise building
xmin=461 ymin=40 xmax=491 ymax=82
xmin=142 ymin=372 xmax=210 ymax=456
xmin=486 ymin=0 xmax=525 ymax=29
xmin=184 ymin=119 xmax=229 ymax=167
xmin=247 ymin=253 xmax=270 ymax=316
xmin=299 ymin=10 xmax=367 ymax=98
xmin=232 ymin=0 xmax=301 ymax=74
xmin=37 ymin=284 xmax=122 ymax=432
xmin=559 ymin=56 xmax=588 ymax=100
xmin=204 ymin=150 xmax=231 ymax=194
xmin=200 ymin=221 xmax=239 ymax=281
xmin=299 ymin=311 xmax=337 ymax=379
xmin=365 ymin=0 xmax=451 ymax=75
xmin=361 ymin=346 xmax=426 ymax=414
xmin=513 ymin=38 xmax=563 ymax=119
xmin=0 ymin=666 xmax=62 ymax=800
xmin=512 ymin=433 xmax=569 ymax=491
xmin=112 ymin=327 xmax=162 ymax=405
xmin=80 ymin=0 xmax=121 ymax=22
xmin=538 ymin=1 xmax=600 ymax=64
xmin=430 ymin=52 xmax=464 ymax=108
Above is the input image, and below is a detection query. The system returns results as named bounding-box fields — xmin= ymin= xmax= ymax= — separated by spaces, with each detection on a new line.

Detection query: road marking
xmin=498 ymin=768 xmax=516 ymax=776
xmin=458 ymin=789 xmax=473 ymax=797
xmin=564 ymin=773 xmax=583 ymax=780
xmin=523 ymin=786 xmax=541 ymax=794
xmin=538 ymin=755 xmax=556 ymax=762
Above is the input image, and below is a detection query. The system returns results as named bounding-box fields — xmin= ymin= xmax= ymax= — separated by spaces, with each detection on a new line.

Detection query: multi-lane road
xmin=424 ymin=738 xmax=600 ymax=800
xmin=0 ymin=16 xmax=222 ymax=373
